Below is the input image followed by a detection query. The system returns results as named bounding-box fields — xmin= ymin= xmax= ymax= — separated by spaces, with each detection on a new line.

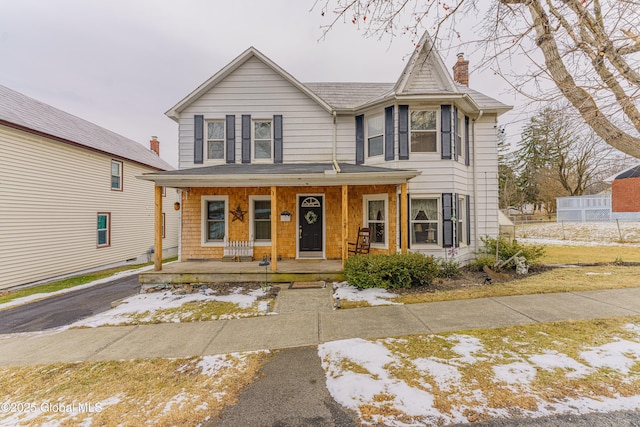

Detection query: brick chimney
xmin=453 ymin=53 xmax=469 ymax=86
xmin=150 ymin=136 xmax=160 ymax=156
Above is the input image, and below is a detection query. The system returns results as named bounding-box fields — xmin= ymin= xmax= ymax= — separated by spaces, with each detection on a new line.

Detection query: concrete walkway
xmin=2 ymin=286 xmax=640 ymax=366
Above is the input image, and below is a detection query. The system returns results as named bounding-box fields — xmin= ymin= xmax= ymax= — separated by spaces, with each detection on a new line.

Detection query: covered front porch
xmin=138 ymin=163 xmax=420 ymax=280
xmin=138 ymin=259 xmax=344 ymax=285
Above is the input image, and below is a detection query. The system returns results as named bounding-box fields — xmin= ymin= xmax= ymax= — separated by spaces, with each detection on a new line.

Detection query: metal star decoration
xmin=230 ymin=205 xmax=247 ymax=222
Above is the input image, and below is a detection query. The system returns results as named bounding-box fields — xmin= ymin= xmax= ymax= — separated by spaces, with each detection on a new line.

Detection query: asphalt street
xmin=0 ymin=274 xmax=140 ymax=334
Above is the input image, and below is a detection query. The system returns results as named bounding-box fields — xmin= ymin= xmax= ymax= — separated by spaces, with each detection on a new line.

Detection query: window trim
xmin=111 ymin=160 xmax=123 ymax=191
xmin=457 ymin=195 xmax=467 ymax=247
xmin=201 ymin=195 xmax=228 ymax=247
xmin=366 ymin=114 xmax=384 ymax=158
xmin=410 ymin=195 xmax=440 ymax=247
xmin=363 ymin=194 xmax=388 ymax=249
xmin=409 ymin=109 xmax=439 ymax=155
xmin=205 ymin=119 xmax=226 ymax=162
xmin=252 ymin=119 xmax=273 ymax=163
xmin=162 ymin=212 xmax=166 ymax=239
xmin=97 ymin=212 xmax=111 ymax=248
xmin=249 ymin=195 xmax=272 ymax=245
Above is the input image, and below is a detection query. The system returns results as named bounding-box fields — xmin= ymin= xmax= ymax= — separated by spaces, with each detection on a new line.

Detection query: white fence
xmin=556 ymin=194 xmax=611 ymax=222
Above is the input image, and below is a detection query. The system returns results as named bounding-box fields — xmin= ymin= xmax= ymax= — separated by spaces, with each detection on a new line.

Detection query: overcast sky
xmin=1 ymin=0 xmax=522 ymax=167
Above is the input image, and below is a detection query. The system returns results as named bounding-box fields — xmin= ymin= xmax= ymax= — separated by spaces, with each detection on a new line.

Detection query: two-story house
xmin=0 ymin=85 xmax=179 ymax=289
xmin=140 ymin=32 xmax=511 ymax=273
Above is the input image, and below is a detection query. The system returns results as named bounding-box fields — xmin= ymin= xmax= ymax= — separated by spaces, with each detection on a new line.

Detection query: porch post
xmin=401 ymin=183 xmax=408 ymax=254
xmin=271 ymin=186 xmax=278 ymax=271
xmin=154 ymin=185 xmax=163 ymax=271
xmin=341 ymin=184 xmax=348 ymax=269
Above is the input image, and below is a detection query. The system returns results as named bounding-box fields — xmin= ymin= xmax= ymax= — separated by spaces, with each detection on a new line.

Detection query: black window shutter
xmin=225 ymin=115 xmax=235 ymax=164
xmin=273 ymin=115 xmax=283 ymax=164
xmin=355 ymin=114 xmax=365 ymax=165
xmin=194 ymin=115 xmax=204 ymax=164
xmin=453 ymin=107 xmax=459 ymax=161
xmin=464 ymin=116 xmax=470 ymax=166
xmin=241 ymin=114 xmax=251 ymax=164
xmin=442 ymin=193 xmax=453 ymax=247
xmin=384 ymin=106 xmax=394 ymax=161
xmin=398 ymin=105 xmax=409 ymax=160
xmin=466 ymin=194 xmax=471 ymax=245
xmin=441 ymin=105 xmax=452 ymax=160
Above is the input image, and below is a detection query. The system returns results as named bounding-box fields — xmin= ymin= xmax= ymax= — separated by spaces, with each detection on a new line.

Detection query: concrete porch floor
xmin=139 ymin=259 xmax=345 ymax=285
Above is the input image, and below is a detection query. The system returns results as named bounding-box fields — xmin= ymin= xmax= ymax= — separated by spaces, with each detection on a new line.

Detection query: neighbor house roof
xmin=604 ymin=164 xmax=640 ymax=183
xmin=0 ymin=84 xmax=173 ymax=171
xmin=139 ymin=162 xmax=420 ymax=188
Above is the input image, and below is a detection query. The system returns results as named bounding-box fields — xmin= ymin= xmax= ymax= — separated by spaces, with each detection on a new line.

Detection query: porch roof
xmin=138 ymin=162 xmax=420 ymax=188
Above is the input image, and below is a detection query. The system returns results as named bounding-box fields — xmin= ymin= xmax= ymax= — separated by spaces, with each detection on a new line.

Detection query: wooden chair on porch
xmin=347 ymin=227 xmax=371 ymax=256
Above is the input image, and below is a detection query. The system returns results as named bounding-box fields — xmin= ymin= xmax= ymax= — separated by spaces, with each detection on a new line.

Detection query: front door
xmin=298 ymin=195 xmax=323 ymax=257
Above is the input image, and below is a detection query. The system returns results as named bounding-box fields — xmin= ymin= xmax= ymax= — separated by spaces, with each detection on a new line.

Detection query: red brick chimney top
xmin=453 ymin=53 xmax=469 ymax=86
xmin=150 ymin=136 xmax=160 ymax=156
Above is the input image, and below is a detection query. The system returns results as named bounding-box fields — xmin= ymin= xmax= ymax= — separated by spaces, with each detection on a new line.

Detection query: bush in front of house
xmin=344 ymin=253 xmax=440 ymax=289
xmin=474 ymin=236 xmax=545 ymax=270
xmin=436 ymin=258 xmax=463 ymax=279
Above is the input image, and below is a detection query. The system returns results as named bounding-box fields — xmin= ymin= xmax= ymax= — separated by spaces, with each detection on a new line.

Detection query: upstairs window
xmin=410 ymin=110 xmax=437 ymax=153
xmin=455 ymin=110 xmax=464 ymax=161
xmin=111 ymin=160 xmax=122 ymax=190
xmin=367 ymin=115 xmax=384 ymax=157
xmin=254 ymin=120 xmax=272 ymax=160
xmin=207 ymin=121 xmax=225 ymax=160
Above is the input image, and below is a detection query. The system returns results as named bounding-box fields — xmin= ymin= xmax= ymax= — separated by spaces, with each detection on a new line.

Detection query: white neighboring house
xmin=0 ymin=85 xmax=178 ymax=290
xmin=141 ymin=32 xmax=511 ymax=268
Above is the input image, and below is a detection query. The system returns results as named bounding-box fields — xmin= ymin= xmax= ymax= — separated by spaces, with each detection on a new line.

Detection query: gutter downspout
xmin=332 ymin=110 xmax=341 ymax=172
xmin=472 ymin=110 xmax=484 ymax=254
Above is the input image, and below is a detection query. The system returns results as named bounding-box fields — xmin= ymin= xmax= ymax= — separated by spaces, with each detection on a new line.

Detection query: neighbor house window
xmin=411 ymin=198 xmax=438 ymax=245
xmin=254 ymin=120 xmax=272 ymax=160
xmin=111 ymin=160 xmax=122 ymax=190
xmin=250 ymin=196 xmax=271 ymax=243
xmin=410 ymin=110 xmax=437 ymax=153
xmin=206 ymin=121 xmax=225 ymax=160
xmin=202 ymin=196 xmax=228 ymax=245
xmin=97 ymin=213 xmax=110 ymax=247
xmin=367 ymin=115 xmax=384 ymax=157
xmin=364 ymin=194 xmax=388 ymax=248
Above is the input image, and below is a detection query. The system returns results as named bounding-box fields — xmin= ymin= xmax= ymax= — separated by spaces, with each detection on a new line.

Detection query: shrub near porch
xmin=345 ymin=253 xmax=440 ymax=289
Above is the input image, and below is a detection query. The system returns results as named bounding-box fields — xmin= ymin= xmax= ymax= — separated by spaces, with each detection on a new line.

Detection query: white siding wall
xmin=0 ymin=125 xmax=178 ymax=289
xmin=178 ymin=57 xmax=335 ymax=168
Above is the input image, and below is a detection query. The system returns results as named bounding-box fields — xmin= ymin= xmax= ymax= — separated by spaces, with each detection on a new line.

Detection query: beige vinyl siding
xmin=178 ymin=57 xmax=334 ymax=168
xmin=0 ymin=125 xmax=178 ymax=289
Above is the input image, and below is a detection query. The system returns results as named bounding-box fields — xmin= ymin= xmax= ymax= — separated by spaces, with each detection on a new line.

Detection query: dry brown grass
xmin=376 ymin=317 xmax=640 ymax=423
xmin=393 ymin=265 xmax=640 ymax=305
xmin=0 ymin=352 xmax=269 ymax=426
xmin=540 ymin=245 xmax=640 ymax=264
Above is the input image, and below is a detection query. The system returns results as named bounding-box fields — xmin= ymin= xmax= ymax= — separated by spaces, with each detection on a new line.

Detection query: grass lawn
xmin=0 ymin=352 xmax=269 ymax=427
xmin=393 ymin=265 xmax=640 ymax=305
xmin=539 ymin=245 xmax=640 ymax=265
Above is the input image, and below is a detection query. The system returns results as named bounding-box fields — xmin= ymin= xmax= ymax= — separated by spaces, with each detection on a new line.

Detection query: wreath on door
xmin=305 ymin=211 xmax=318 ymax=225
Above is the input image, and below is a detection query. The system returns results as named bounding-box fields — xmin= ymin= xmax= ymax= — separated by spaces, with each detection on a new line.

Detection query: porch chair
xmin=347 ymin=227 xmax=371 ymax=256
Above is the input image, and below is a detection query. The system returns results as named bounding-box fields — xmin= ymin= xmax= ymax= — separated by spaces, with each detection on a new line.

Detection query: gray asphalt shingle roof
xmin=0 ymin=85 xmax=173 ymax=171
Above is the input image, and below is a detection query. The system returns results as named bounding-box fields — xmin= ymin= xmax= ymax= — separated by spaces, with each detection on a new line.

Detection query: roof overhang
xmin=137 ymin=163 xmax=420 ymax=189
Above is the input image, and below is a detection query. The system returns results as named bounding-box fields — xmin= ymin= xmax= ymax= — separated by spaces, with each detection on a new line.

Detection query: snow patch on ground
xmin=319 ymin=325 xmax=640 ymax=425
xmin=332 ymin=282 xmax=401 ymax=306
